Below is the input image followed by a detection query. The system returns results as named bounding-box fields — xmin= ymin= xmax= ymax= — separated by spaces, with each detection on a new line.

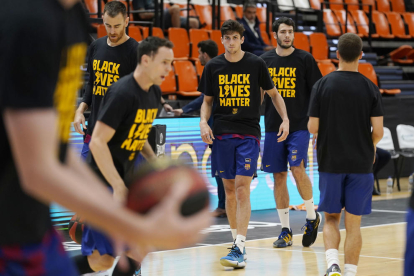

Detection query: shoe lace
xmin=302 ymin=220 xmax=314 ymax=236
xmin=278 ymin=229 xmax=291 ymax=243
xmin=226 ymin=245 xmax=242 ymax=258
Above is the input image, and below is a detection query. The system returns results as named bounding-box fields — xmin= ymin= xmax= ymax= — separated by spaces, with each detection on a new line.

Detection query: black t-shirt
xmin=0 ymin=0 xmax=88 ymax=245
xmin=261 ymin=49 xmax=322 ymax=133
xmin=87 ymin=73 xmax=161 ymax=184
xmin=82 ymin=36 xmax=139 ymax=135
xmin=198 ymin=52 xmax=274 ymax=138
xmin=308 ymin=71 xmax=384 ymax=174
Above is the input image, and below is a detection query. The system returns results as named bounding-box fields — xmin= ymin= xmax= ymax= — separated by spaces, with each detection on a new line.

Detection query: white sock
xmin=344 ymin=264 xmax=357 ymax=276
xmin=277 ymin=208 xmax=290 ymax=229
xmin=326 ymin=249 xmax=340 ymax=269
xmin=235 ymin=234 xmax=246 ymax=252
xmin=304 ymin=198 xmax=316 ymax=220
xmin=231 ymin=229 xmax=237 ymax=241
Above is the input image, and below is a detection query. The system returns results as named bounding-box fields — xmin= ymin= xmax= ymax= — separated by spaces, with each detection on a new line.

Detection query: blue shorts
xmin=211 ymin=136 xmax=259 ymax=179
xmin=262 ymin=130 xmax=310 ymax=173
xmin=318 ymin=172 xmax=373 ymax=215
xmin=80 ymin=134 xmax=91 ymax=160
xmin=81 ymin=225 xmax=114 ymax=257
xmin=405 ymin=208 xmax=414 ymax=276
xmin=0 ymin=229 xmax=78 ymax=276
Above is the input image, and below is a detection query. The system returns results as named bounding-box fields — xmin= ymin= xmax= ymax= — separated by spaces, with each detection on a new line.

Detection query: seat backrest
xmin=361 ymin=0 xmax=376 ymax=12
xmin=293 ymin=0 xmax=311 ymax=9
xmin=377 ymin=127 xmax=396 ymax=151
xmin=333 ymin=9 xmax=358 ymax=34
xmin=350 ymin=10 xmax=370 ymax=36
xmin=403 ymin=13 xmax=414 ymax=36
xmin=235 ymin=5 xmax=243 ymax=19
xmin=309 ymin=0 xmax=322 ymax=10
xmin=261 ymin=31 xmax=270 ymax=45
xmin=323 ymin=10 xmax=342 ymax=37
xmin=309 ymin=33 xmax=329 ymax=60
xmin=140 ymin=27 xmax=164 ymax=38
xmin=189 ymin=29 xmax=209 ymax=59
xmin=396 ymin=124 xmax=414 ymax=149
xmin=168 ymin=28 xmax=190 ymax=59
xmin=344 ymin=0 xmax=360 ymax=10
xmin=358 ymin=63 xmax=378 ymax=85
xmin=256 ymin=7 xmax=267 ymax=23
xmin=376 ymin=0 xmax=391 ymax=12
xmin=390 ymin=0 xmax=406 ymax=13
xmin=210 ymin=30 xmax=225 ymax=55
xmin=220 ymin=5 xmax=236 ymax=22
xmin=128 ymin=26 xmax=143 ymax=42
xmin=329 ymin=0 xmax=344 ymax=10
xmin=318 ymin=62 xmax=336 ymax=76
xmin=194 ymin=4 xmax=212 ymax=30
xmin=195 ymin=60 xmax=204 ymax=76
xmin=160 ymin=68 xmax=177 ymax=93
xmin=174 ymin=60 xmax=199 ymax=92
xmin=293 ymin=32 xmax=310 ymax=52
xmin=386 ymin=12 xmax=409 ymax=37
xmin=372 ymin=11 xmax=392 ymax=37
xmin=97 ymin=24 xmax=107 ymax=38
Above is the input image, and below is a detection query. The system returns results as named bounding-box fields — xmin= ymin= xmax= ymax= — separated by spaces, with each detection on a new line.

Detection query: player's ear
xmin=336 ymin=50 xmax=340 ymax=60
xmin=125 ymin=16 xmax=129 ymax=27
xmin=241 ymin=36 xmax=244 ymax=44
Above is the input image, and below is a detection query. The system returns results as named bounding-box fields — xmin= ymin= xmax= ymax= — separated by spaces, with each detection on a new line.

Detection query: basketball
xmin=126 ymin=158 xmax=210 ymax=216
xmin=68 ymin=213 xmax=84 ymax=244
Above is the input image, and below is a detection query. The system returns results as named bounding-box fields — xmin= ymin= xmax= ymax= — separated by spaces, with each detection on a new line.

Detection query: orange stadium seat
xmin=293 ymin=32 xmax=310 ymax=52
xmin=402 ymin=13 xmax=414 ymax=37
xmin=309 ymin=0 xmax=322 ymax=10
xmin=139 ymin=27 xmax=164 ymax=39
xmin=323 ymin=9 xmax=342 ymax=37
xmin=372 ymin=11 xmax=395 ymax=39
xmin=361 ymin=0 xmax=376 ymax=12
xmin=160 ymin=68 xmax=177 ymax=95
xmin=256 ymin=7 xmax=267 ymax=23
xmin=261 ymin=31 xmax=270 ymax=45
xmin=174 ymin=61 xmax=202 ymax=97
xmin=210 ymin=30 xmax=225 ymax=55
xmin=194 ymin=4 xmax=212 ymax=30
xmin=358 ymin=63 xmax=401 ymax=95
xmin=270 ymin=33 xmax=277 ymax=47
xmin=235 ymin=5 xmax=243 ymax=19
xmin=128 ymin=26 xmax=143 ymax=41
xmin=328 ymin=0 xmax=344 ymax=10
xmin=385 ymin=12 xmax=411 ymax=39
xmin=195 ymin=60 xmax=204 ymax=77
xmin=376 ymin=0 xmax=391 ymax=12
xmin=407 ymin=49 xmax=414 ymax=59
xmin=97 ymin=24 xmax=106 ymax=38
xmin=189 ymin=29 xmax=209 ymax=59
xmin=350 ymin=10 xmax=379 ymax=38
xmin=168 ymin=28 xmax=190 ymax=59
xmin=333 ymin=9 xmax=360 ymax=36
xmin=309 ymin=33 xmax=331 ymax=62
xmin=84 ymin=0 xmax=104 ymax=17
xmin=344 ymin=0 xmax=360 ymax=10
xmin=318 ymin=62 xmax=336 ymax=76
xmin=220 ymin=5 xmax=236 ymax=23
xmin=390 ymin=0 xmax=406 ymax=13
xmin=389 ymin=45 xmax=414 ymax=64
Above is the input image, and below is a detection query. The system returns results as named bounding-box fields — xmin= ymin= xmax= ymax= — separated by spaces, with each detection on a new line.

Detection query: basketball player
xmin=199 ymin=19 xmax=289 ymax=268
xmin=260 ymin=17 xmax=323 ymax=248
xmin=405 ymin=193 xmax=414 ymax=276
xmin=0 ymin=1 xmax=210 ymax=275
xmin=308 ymin=33 xmax=384 ymax=276
xmin=73 ymin=1 xmax=173 ymax=158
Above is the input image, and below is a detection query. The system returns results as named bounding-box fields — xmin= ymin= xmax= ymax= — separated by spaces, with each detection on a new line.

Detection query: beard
xmin=108 ymin=30 xmax=124 ymax=43
xmin=276 ymin=36 xmax=294 ymax=49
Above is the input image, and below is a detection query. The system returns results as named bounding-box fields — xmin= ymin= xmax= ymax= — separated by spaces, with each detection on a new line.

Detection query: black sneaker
xmin=273 ymin=227 xmax=293 ymax=248
xmin=302 ymin=212 xmax=321 ymax=247
xmin=325 ymin=264 xmax=341 ymax=276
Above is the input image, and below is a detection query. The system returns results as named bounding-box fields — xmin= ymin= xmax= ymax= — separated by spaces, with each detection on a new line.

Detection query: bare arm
xmin=160 ymin=97 xmax=173 ymax=112
xmin=371 ymin=116 xmax=384 ymax=147
xmin=199 ymin=95 xmax=214 ymax=144
xmin=265 ymin=87 xmax=289 ymax=142
xmin=73 ymin=102 xmax=89 ymax=135
xmin=141 ymin=140 xmax=156 ymax=160
xmin=138 ymin=8 xmax=155 ymax=20
xmin=308 ymin=117 xmax=319 ymax=149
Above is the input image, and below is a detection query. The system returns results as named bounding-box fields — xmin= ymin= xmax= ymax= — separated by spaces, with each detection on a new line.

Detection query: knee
xmin=235 ymin=186 xmax=249 ymax=201
xmin=274 ymin=172 xmax=287 ymax=186
xmin=88 ymin=254 xmax=115 ymax=272
xmin=224 ymin=186 xmax=236 ymax=197
xmin=189 ymin=18 xmax=199 ymax=28
xmin=291 ymin=165 xmax=305 ymax=180
xmin=169 ymin=5 xmax=180 ymax=15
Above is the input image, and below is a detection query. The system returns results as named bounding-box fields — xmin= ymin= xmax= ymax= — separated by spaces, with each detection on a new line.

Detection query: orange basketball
xmin=68 ymin=213 xmax=84 ymax=244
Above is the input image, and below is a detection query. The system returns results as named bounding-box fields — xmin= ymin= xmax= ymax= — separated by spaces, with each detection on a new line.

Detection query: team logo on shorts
xmin=232 ymin=108 xmax=238 ymax=114
xmin=245 ymin=158 xmax=251 ymax=163
xmin=292 ymin=155 xmax=297 ymax=161
xmin=245 ymin=164 xmax=250 ymax=170
xmin=292 ymin=150 xmax=297 ymax=154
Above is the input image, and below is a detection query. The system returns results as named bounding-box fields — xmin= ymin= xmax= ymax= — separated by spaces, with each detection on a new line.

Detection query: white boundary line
xmin=371 ymin=209 xmax=408 ymax=214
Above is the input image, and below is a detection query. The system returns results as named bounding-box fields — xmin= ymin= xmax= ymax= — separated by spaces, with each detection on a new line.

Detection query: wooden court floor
xmin=142 ymin=222 xmax=406 ymax=276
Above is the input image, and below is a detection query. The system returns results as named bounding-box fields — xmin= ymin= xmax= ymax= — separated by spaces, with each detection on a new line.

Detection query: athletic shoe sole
xmin=220 ymin=259 xmax=246 ymax=268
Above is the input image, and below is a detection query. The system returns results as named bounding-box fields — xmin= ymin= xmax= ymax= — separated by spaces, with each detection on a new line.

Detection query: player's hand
xmin=172 ymin=109 xmax=184 ymax=116
xmin=312 ymin=134 xmax=317 ymax=150
xmin=277 ymin=119 xmax=289 ymax=142
xmin=73 ymin=111 xmax=86 ymax=135
xmin=163 ymin=104 xmax=173 ymax=112
xmin=200 ymin=122 xmax=214 ymax=144
xmin=373 ymin=146 xmax=377 ymax=164
xmin=113 ymin=185 xmax=128 ymax=205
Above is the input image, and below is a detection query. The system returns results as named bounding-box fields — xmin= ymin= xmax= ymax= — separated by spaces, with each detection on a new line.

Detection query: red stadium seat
xmin=210 ymin=30 xmax=225 ymax=55
xmin=376 ymin=0 xmax=391 ymax=12
xmin=160 ymin=68 xmax=177 ymax=95
xmin=293 ymin=32 xmax=310 ymax=52
xmin=309 ymin=33 xmax=331 ymax=62
xmin=323 ymin=9 xmax=342 ymax=37
xmin=333 ymin=9 xmax=360 ymax=36
xmin=385 ymin=12 xmax=411 ymax=39
xmin=361 ymin=0 xmax=376 ymax=12
xmin=168 ymin=28 xmax=190 ymax=59
xmin=390 ymin=0 xmax=406 ymax=13
xmin=328 ymin=0 xmax=344 ymax=10
xmin=372 ymin=11 xmax=395 ymax=39
xmin=174 ymin=60 xmax=201 ymax=97
xmin=194 ymin=4 xmax=212 ymax=30
xmin=317 ymin=62 xmax=336 ymax=76
xmin=358 ymin=63 xmax=401 ymax=95
xmin=195 ymin=60 xmax=204 ymax=77
xmin=261 ymin=31 xmax=270 ymax=45
xmin=344 ymin=0 xmax=360 ymax=10
xmin=128 ymin=26 xmax=143 ymax=42
xmin=349 ymin=10 xmax=380 ymax=38
xmin=189 ymin=29 xmax=209 ymax=59
xmin=402 ymin=13 xmax=414 ymax=37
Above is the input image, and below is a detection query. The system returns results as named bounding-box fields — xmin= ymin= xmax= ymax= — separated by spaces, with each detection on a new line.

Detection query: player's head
xmin=221 ymin=20 xmax=245 ymax=55
xmin=243 ymin=1 xmax=257 ymax=23
xmin=137 ymin=37 xmax=174 ymax=85
xmin=272 ymin=17 xmax=295 ymax=49
xmin=197 ymin=40 xmax=218 ymax=66
xmin=103 ymin=1 xmax=129 ymax=44
xmin=337 ymin=33 xmax=363 ymax=63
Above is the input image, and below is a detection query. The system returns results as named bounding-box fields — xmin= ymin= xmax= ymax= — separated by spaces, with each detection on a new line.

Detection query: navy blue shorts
xmin=405 ymin=208 xmax=414 ymax=276
xmin=262 ymin=130 xmax=310 ymax=173
xmin=0 ymin=229 xmax=77 ymax=276
xmin=318 ymin=172 xmax=373 ymax=215
xmin=81 ymin=225 xmax=115 ymax=257
xmin=80 ymin=134 xmax=91 ymax=160
xmin=211 ymin=137 xmax=259 ymax=179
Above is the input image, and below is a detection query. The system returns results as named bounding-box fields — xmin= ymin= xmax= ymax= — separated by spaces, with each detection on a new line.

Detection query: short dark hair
xmin=337 ymin=33 xmax=362 ymax=62
xmin=272 ymin=17 xmax=295 ymax=33
xmin=197 ymin=40 xmax=219 ymax=58
xmin=243 ymin=1 xmax=256 ymax=11
xmin=103 ymin=1 xmax=127 ymax=18
xmin=221 ymin=19 xmax=245 ymax=38
xmin=137 ymin=37 xmax=174 ymax=64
